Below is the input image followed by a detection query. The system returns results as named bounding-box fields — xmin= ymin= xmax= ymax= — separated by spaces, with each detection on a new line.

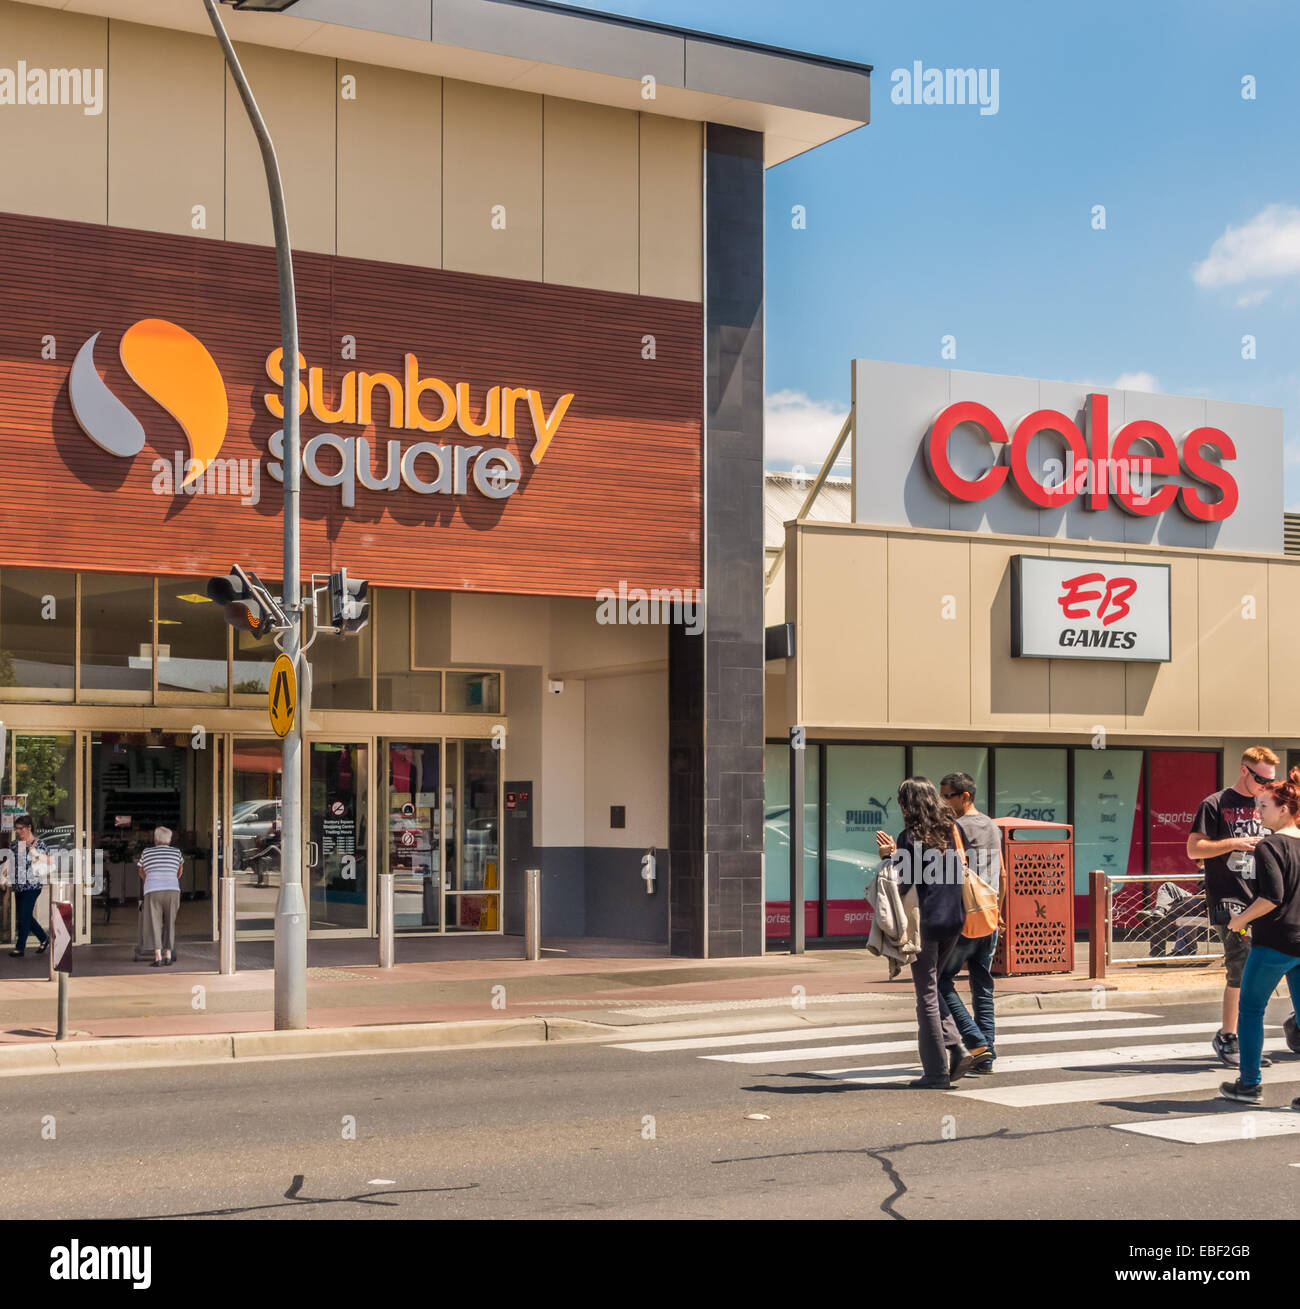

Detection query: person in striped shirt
xmin=138 ymin=827 xmax=183 ymax=967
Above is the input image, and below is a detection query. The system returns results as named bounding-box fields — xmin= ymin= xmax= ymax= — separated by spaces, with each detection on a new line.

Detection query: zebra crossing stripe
xmin=702 ymin=1022 xmax=1228 ymax=1065
xmin=605 ymin=1009 xmax=1157 ymax=1054
xmin=1112 ymin=1112 xmax=1300 ymax=1144
xmin=951 ymin=1068 xmax=1299 ymax=1109
xmin=814 ymin=1040 xmax=1292 ymax=1088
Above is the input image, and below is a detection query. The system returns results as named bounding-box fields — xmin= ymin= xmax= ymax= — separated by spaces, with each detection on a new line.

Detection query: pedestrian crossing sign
xmin=269 ymin=653 xmax=296 ymax=739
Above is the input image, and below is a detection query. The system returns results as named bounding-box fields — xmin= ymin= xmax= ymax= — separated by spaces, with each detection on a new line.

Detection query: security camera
xmin=547 ymin=678 xmax=564 ymax=694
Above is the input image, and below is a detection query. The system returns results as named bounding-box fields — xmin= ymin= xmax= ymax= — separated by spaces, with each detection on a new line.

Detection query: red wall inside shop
xmin=0 ymin=212 xmax=703 ymax=597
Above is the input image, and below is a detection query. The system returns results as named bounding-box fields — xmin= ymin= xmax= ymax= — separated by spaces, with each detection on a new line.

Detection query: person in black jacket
xmin=876 ymin=777 xmax=972 ymax=1088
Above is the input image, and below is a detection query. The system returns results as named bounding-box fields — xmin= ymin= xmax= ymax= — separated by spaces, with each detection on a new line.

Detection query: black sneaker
xmin=1220 ymin=1079 xmax=1262 ymax=1105
xmin=1285 ymin=1016 xmax=1300 ymax=1055
xmin=948 ymin=1049 xmax=975 ymax=1083
xmin=970 ymin=1050 xmax=996 ymax=1075
xmin=1213 ymin=1031 xmax=1240 ymax=1067
xmin=907 ymin=1076 xmax=952 ymax=1089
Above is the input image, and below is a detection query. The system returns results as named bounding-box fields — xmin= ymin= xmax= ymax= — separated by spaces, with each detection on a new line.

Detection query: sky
xmin=565 ymin=0 xmax=1300 ymax=503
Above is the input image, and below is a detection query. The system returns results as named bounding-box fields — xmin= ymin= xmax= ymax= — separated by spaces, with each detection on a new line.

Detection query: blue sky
xmin=568 ymin=0 xmax=1300 ymax=504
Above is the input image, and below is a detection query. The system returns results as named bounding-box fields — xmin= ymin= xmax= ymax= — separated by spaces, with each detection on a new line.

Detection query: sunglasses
xmin=1244 ymin=764 xmax=1274 ymax=785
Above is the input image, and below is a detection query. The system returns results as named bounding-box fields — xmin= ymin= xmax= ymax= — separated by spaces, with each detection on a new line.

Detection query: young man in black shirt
xmin=1187 ymin=745 xmax=1277 ymax=1067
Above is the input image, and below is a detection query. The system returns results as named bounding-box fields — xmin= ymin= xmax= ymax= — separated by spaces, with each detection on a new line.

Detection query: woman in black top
xmin=876 ymin=777 xmax=970 ymax=1088
xmin=1220 ymin=769 xmax=1300 ymax=1104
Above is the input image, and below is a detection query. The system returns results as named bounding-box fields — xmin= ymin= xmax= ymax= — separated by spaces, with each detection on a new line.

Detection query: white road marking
xmin=606 ymin=1010 xmax=1158 ymax=1053
xmin=1112 ymin=1112 xmax=1300 ymax=1144
xmin=703 ymin=1022 xmax=1233 ymax=1065
xmin=814 ymin=1040 xmax=1292 ymax=1088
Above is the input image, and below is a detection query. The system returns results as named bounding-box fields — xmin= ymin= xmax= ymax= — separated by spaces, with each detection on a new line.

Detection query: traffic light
xmin=206 ymin=566 xmax=287 ymax=638
xmin=328 ymin=568 xmax=370 ymax=635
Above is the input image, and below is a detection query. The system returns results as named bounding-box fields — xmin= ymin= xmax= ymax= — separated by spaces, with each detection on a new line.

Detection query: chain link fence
xmin=1105 ymin=873 xmax=1223 ymax=966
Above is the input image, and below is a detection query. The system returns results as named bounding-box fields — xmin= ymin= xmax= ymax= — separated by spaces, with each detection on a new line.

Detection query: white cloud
xmin=1193 ymin=204 xmax=1300 ymax=289
xmin=1109 ymin=371 xmax=1160 ymax=393
xmin=765 ymin=389 xmax=850 ymax=472
xmin=1235 ymin=287 xmax=1273 ymax=308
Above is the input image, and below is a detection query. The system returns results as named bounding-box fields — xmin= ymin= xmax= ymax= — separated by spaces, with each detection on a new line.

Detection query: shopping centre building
xmin=0 ymin=0 xmax=871 ymax=956
xmin=764 ymin=359 xmax=1297 ymax=943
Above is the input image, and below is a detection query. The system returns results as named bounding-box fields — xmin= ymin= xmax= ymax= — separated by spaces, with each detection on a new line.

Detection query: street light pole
xmin=202 ymin=0 xmax=307 ymax=1028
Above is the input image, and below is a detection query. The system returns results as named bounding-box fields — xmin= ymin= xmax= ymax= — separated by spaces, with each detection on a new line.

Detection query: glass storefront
xmin=0 ymin=569 xmax=75 ymax=693
xmin=386 ymin=741 xmax=442 ymax=931
xmin=228 ymin=738 xmax=282 ymax=935
xmin=309 ymin=742 xmax=369 ymax=931
xmin=765 ymin=739 xmax=1227 ymax=943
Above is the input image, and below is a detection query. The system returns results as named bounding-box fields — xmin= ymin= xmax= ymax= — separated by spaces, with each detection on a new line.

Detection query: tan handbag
xmin=954 ymin=825 xmax=999 ymax=939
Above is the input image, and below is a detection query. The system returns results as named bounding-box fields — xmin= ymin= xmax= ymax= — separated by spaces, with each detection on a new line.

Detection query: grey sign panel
xmin=851 ymin=360 xmax=1283 ymax=555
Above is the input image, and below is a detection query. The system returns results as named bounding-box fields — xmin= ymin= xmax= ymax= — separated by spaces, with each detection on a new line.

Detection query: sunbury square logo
xmin=67 ymin=318 xmax=575 ymax=506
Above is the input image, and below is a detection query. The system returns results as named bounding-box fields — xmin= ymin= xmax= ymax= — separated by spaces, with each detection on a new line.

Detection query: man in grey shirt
xmin=937 ymin=772 xmax=1003 ymax=1073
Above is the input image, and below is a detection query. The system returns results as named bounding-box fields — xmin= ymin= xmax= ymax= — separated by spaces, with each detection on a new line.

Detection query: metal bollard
xmin=378 ymin=871 xmax=395 ymax=969
xmin=219 ymin=876 xmax=237 ymax=975
xmin=523 ymin=868 xmax=540 ymax=961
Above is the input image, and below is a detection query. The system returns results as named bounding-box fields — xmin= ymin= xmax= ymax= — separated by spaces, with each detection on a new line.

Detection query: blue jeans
xmin=1238 ymin=943 xmax=1300 ymax=1086
xmin=939 ymin=930 xmax=997 ymax=1055
xmin=14 ymin=887 xmax=48 ymax=953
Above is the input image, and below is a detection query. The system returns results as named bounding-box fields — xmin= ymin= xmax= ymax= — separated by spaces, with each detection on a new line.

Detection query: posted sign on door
xmin=1010 ymin=555 xmax=1171 ymax=662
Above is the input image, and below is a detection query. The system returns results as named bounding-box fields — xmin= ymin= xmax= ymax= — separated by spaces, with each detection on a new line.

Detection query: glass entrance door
xmin=227 ymin=738 xmax=282 ymax=936
xmin=307 ymin=741 xmax=369 ymax=933
xmin=384 ymin=741 xmax=442 ymax=932
xmin=444 ymin=739 xmax=501 ymax=932
xmin=4 ymin=731 xmax=80 ymax=944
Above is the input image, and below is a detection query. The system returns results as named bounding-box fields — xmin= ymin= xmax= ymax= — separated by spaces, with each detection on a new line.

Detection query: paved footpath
xmin=0 ymin=934 xmax=1229 ymax=1062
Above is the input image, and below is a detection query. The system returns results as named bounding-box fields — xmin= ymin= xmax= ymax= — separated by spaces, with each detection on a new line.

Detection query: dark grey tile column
xmin=669 ymin=123 xmax=765 ymax=958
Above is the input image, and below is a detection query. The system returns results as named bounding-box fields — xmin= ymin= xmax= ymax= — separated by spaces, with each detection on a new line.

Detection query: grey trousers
xmin=144 ymin=890 xmax=180 ymax=955
xmin=910 ymin=932 xmax=962 ymax=1079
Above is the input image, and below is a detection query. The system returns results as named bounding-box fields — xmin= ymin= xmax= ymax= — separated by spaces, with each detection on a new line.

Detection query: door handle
xmin=308 ymin=841 xmax=320 ymax=869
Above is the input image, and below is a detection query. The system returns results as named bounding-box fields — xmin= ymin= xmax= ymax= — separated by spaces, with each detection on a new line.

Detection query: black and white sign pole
xmin=52 ymin=898 xmax=72 ymax=1040
xmin=203 ymin=0 xmax=308 ymax=1029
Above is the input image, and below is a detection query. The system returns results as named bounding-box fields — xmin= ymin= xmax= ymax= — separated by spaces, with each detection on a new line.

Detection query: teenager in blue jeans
xmin=936 ymin=774 xmax=1002 ymax=1073
xmin=1220 ymin=773 xmax=1300 ymax=1105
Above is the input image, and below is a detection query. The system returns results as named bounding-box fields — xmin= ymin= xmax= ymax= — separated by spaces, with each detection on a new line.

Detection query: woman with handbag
xmin=875 ymin=777 xmax=973 ymax=1088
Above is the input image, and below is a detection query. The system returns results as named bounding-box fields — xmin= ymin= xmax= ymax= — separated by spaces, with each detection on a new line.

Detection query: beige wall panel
xmin=548 ymin=596 xmax=666 ymax=677
xmin=0 ymin=2 xmax=107 ymax=223
xmin=639 ymin=113 xmax=701 ymax=302
xmin=887 ymin=535 xmax=970 ymax=728
xmin=971 ymin=539 xmax=1049 ymax=728
xmin=337 ymin=61 xmax=440 ymax=268
xmin=448 ymin=592 xmax=549 ymax=665
xmin=1268 ymin=562 xmax=1300 ymax=737
xmin=1198 ymin=558 xmax=1270 ymax=736
xmin=543 ymin=96 xmax=637 ymax=293
xmin=1044 ymin=548 xmax=1124 ymax=731
xmin=1124 ymin=551 xmax=1199 ymax=734
xmin=797 ymin=529 xmax=887 ymax=728
xmin=764 ymin=554 xmax=787 ymax=627
xmin=108 ymin=21 xmax=224 ymax=238
xmin=443 ymin=79 xmax=542 ymax=282
xmin=585 ymin=670 xmax=667 ymax=847
xmin=225 ymin=43 xmax=335 ymax=254
xmin=764 ymin=667 xmax=787 ymax=737
xmin=539 ymin=675 xmax=585 ymax=846
xmin=505 ymin=664 xmax=544 ymax=832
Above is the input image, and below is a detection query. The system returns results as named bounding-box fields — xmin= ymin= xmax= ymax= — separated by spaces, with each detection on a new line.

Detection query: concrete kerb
xmin=0 ymin=978 xmax=1228 ymax=1077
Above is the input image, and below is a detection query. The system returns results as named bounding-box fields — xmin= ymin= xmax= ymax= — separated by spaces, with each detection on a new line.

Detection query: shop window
xmin=0 ymin=568 xmax=75 ymax=696
xmin=824 ymin=744 xmax=906 ymax=936
xmin=376 ymin=589 xmax=442 ymax=712
xmin=764 ymin=743 xmax=819 ymax=940
xmin=80 ymin=574 xmax=153 ymax=694
xmin=912 ymin=746 xmax=989 ymax=811
xmin=1072 ymin=748 xmax=1142 ymax=894
xmin=1148 ymin=751 xmax=1218 ymax=879
xmin=446 ymin=671 xmax=501 ymax=714
xmin=312 ymin=620 xmax=373 ymax=711
xmin=994 ymin=748 xmax=1067 ymax=825
xmin=157 ymin=578 xmax=228 ymax=700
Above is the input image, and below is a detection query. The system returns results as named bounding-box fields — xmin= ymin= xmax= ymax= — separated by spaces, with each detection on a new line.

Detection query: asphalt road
xmin=4 ymin=999 xmax=1298 ymax=1222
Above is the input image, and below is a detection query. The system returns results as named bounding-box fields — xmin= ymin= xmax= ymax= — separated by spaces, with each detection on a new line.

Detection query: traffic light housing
xmin=328 ymin=568 xmax=370 ymax=635
xmin=206 ymin=567 xmax=286 ymax=638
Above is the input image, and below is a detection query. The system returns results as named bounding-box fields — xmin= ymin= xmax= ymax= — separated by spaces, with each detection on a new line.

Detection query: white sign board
xmin=1011 ymin=555 xmax=1171 ymax=662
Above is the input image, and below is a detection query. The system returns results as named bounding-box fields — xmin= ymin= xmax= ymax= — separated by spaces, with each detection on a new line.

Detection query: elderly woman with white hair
xmin=138 ymin=827 xmax=183 ymax=967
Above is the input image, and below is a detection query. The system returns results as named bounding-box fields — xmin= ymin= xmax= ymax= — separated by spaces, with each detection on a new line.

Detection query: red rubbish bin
xmin=991 ymin=818 xmax=1074 ymax=976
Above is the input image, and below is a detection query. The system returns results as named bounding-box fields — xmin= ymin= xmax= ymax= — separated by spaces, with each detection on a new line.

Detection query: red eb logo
xmin=1057 ymin=572 xmax=1136 ymax=627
